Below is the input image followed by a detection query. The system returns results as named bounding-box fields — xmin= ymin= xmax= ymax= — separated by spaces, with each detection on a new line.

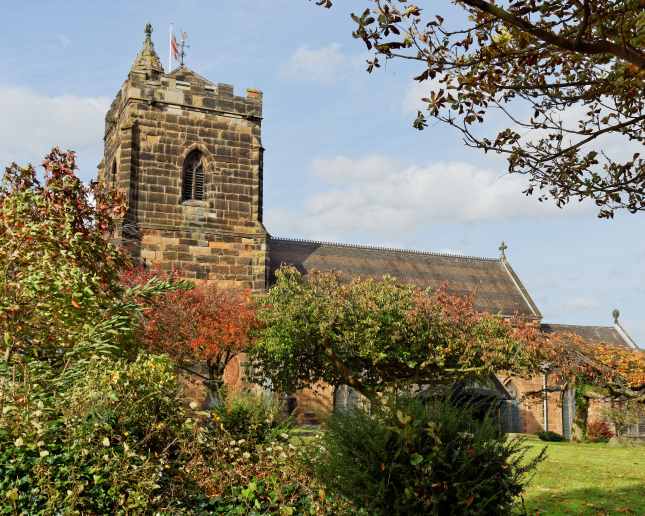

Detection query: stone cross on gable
xmin=499 ymin=241 xmax=508 ymax=259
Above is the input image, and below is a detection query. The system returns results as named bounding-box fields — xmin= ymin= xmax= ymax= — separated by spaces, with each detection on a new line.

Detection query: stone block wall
xmin=500 ymin=374 xmax=568 ymax=435
xmin=138 ymin=228 xmax=265 ymax=288
xmin=100 ymin=64 xmax=267 ymax=290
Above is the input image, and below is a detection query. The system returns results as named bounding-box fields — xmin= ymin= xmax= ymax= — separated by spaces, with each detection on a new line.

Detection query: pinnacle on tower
xmin=129 ymin=23 xmax=164 ymax=79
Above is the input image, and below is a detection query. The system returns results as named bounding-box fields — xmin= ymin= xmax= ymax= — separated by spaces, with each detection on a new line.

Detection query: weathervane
xmin=145 ymin=23 xmax=153 ymax=42
xmin=170 ymin=25 xmax=189 ymax=68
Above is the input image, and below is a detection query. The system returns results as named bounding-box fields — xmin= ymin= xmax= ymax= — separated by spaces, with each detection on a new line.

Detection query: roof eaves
xmin=499 ymin=258 xmax=542 ymax=320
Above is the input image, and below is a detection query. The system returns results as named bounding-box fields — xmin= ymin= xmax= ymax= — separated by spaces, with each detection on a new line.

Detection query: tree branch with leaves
xmin=313 ymin=0 xmax=645 ymax=218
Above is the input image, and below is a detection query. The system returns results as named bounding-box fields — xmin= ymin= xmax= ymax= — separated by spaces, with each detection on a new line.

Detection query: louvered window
xmin=182 ymin=150 xmax=205 ymax=201
xmin=111 ymin=161 xmax=117 ymax=189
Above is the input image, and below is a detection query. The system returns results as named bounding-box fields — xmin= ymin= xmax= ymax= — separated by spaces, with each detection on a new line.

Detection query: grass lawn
xmin=522 ymin=437 xmax=645 ymax=515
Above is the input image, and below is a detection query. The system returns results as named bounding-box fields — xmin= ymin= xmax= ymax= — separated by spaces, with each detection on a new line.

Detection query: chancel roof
xmin=268 ymin=237 xmax=542 ymax=319
xmin=540 ymin=323 xmax=638 ymax=349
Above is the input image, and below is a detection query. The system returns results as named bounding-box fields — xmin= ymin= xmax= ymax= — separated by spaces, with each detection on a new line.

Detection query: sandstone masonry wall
xmin=100 ymin=52 xmax=267 ymax=290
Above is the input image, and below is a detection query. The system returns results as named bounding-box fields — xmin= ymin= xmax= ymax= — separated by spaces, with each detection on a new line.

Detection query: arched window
xmin=182 ymin=150 xmax=205 ymax=201
xmin=111 ymin=161 xmax=117 ymax=189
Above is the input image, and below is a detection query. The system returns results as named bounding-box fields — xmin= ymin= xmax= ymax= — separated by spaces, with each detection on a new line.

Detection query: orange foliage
xmin=536 ymin=331 xmax=645 ymax=394
xmin=123 ymin=268 xmax=257 ymax=393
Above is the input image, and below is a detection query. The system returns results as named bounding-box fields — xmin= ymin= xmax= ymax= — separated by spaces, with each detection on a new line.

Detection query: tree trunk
xmin=204 ymin=361 xmax=225 ymax=408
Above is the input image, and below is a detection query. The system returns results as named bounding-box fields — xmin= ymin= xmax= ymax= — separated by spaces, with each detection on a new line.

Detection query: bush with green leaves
xmin=310 ymin=396 xmax=545 ymax=515
xmin=0 ymin=354 xmax=221 ymax=514
xmin=212 ymin=390 xmax=292 ymax=445
xmin=0 ymin=352 xmax=351 ymax=515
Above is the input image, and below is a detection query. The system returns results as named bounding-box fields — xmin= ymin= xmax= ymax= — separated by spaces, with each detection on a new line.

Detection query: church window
xmin=111 ymin=161 xmax=117 ymax=189
xmin=182 ymin=150 xmax=205 ymax=201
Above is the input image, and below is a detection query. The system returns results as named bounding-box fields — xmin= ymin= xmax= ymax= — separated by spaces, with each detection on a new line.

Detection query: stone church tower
xmin=98 ymin=25 xmax=267 ymax=290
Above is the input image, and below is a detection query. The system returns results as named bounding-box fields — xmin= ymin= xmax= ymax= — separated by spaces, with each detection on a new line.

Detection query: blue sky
xmin=1 ymin=1 xmax=642 ymax=345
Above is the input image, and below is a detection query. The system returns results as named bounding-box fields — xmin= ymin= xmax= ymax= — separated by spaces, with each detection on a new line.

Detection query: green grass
xmin=521 ymin=437 xmax=645 ymax=515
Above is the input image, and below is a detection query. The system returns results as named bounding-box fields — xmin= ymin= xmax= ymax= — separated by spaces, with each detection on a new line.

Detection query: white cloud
xmin=266 ymin=154 xmax=593 ymax=241
xmin=0 ymin=86 xmax=110 ymax=180
xmin=281 ymin=44 xmax=347 ymax=84
xmin=55 ymin=34 xmax=72 ymax=49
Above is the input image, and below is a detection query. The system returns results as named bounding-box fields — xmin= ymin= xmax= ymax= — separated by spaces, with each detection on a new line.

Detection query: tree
xmin=0 ymin=149 xmax=171 ymax=366
xmin=544 ymin=332 xmax=645 ymax=401
xmin=250 ymin=267 xmax=645 ymax=406
xmin=125 ymin=268 xmax=257 ymax=406
xmin=249 ymin=266 xmax=543 ymax=401
xmin=313 ymin=0 xmax=644 ymax=218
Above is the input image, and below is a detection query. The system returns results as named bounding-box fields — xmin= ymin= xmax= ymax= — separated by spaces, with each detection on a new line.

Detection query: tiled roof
xmin=541 ymin=323 xmax=636 ymax=349
xmin=268 ymin=237 xmax=542 ymax=319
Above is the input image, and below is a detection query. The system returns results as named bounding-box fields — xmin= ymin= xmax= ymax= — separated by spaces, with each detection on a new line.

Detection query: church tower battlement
xmin=99 ymin=25 xmax=267 ymax=290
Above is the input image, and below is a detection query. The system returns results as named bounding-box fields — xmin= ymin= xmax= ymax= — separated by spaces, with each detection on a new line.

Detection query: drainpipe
xmin=543 ymin=372 xmax=549 ymax=431
xmin=540 ymin=363 xmax=550 ymax=432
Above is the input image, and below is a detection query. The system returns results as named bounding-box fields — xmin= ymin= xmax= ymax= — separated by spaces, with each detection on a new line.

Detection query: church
xmin=99 ymin=26 xmax=642 ymax=439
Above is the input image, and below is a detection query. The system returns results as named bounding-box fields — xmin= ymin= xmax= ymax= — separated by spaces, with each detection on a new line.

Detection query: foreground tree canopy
xmin=0 ymin=149 xmax=173 ymax=366
xmin=250 ymin=267 xmax=645 ymax=402
xmin=313 ymin=0 xmax=645 ymax=218
xmin=250 ymin=267 xmax=543 ymax=399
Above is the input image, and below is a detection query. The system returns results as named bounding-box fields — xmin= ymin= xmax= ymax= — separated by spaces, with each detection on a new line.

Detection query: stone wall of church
xmin=138 ymin=228 xmax=265 ymax=288
xmin=101 ymin=69 xmax=267 ymax=290
xmin=500 ymin=374 xmax=568 ymax=436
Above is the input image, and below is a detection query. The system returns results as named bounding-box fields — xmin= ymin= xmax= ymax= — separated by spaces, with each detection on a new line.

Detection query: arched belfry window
xmin=182 ymin=150 xmax=205 ymax=201
xmin=111 ymin=161 xmax=117 ymax=189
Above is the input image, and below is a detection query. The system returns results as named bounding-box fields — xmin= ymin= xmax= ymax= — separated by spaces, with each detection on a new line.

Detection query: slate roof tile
xmin=268 ymin=237 xmax=542 ymax=319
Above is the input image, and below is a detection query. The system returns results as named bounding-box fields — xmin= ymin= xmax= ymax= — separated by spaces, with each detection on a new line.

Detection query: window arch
xmin=181 ymin=149 xmax=205 ymax=201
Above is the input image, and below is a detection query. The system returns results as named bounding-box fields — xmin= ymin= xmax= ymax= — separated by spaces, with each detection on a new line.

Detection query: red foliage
xmin=586 ymin=420 xmax=614 ymax=443
xmin=124 ymin=267 xmax=257 ymax=395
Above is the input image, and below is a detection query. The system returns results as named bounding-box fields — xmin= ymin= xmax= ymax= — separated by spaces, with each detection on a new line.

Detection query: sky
xmin=0 ymin=1 xmax=642 ymax=345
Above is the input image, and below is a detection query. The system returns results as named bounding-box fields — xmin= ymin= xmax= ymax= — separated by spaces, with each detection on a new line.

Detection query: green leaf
xmin=410 ymin=453 xmax=424 ymax=466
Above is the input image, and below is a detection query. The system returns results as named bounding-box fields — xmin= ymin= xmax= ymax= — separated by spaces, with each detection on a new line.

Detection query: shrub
xmin=184 ymin=418 xmax=353 ymax=515
xmin=0 ymin=354 xmax=349 ymax=515
xmin=537 ymin=431 xmax=565 ymax=442
xmin=0 ymin=354 xmax=215 ymax=514
xmin=586 ymin=420 xmax=614 ymax=443
xmin=310 ymin=396 xmax=545 ymax=515
xmin=212 ymin=390 xmax=292 ymax=445
xmin=0 ymin=149 xmax=129 ymax=364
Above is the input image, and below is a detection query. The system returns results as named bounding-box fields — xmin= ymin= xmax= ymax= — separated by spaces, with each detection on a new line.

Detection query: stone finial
xmin=129 ymin=23 xmax=164 ymax=78
xmin=612 ymin=309 xmax=620 ymax=324
xmin=499 ymin=241 xmax=508 ymax=260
